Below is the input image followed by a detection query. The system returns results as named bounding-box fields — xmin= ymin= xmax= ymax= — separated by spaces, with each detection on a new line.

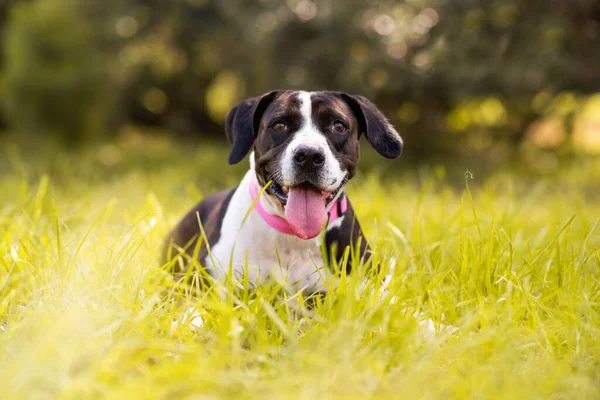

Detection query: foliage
xmin=0 ymin=0 xmax=110 ymax=142
xmin=0 ymin=137 xmax=599 ymax=398
xmin=0 ymin=0 xmax=599 ymax=154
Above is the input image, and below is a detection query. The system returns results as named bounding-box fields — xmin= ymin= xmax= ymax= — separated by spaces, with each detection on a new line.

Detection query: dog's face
xmin=225 ymin=90 xmax=402 ymax=239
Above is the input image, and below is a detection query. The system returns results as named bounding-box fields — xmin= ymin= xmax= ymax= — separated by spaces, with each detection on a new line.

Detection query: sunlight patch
xmin=172 ymin=307 xmax=205 ymax=331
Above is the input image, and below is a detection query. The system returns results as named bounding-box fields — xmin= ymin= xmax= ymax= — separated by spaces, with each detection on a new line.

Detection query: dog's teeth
xmin=282 ymin=186 xmax=289 ymax=194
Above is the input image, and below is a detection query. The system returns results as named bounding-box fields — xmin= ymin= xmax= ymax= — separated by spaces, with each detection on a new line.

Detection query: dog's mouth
xmin=262 ymin=168 xmax=344 ymax=207
xmin=262 ymin=167 xmax=347 ymax=240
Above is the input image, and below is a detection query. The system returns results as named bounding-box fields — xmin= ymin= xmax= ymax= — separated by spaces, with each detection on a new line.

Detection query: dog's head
xmin=225 ymin=90 xmax=402 ymax=239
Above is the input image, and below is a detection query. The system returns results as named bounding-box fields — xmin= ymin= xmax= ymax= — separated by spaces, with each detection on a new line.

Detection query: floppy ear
xmin=225 ymin=90 xmax=281 ymax=165
xmin=339 ymin=93 xmax=403 ymax=159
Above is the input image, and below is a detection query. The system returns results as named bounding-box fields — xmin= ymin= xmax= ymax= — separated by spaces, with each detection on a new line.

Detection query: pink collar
xmin=249 ymin=178 xmax=347 ymax=236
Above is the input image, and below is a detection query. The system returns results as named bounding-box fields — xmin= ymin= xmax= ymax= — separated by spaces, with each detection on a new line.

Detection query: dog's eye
xmin=332 ymin=121 xmax=347 ymax=133
xmin=272 ymin=122 xmax=288 ymax=132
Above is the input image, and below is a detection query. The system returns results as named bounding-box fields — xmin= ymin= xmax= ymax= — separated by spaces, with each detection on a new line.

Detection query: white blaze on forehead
xmin=279 ymin=91 xmax=347 ymax=192
xmin=297 ymin=90 xmax=313 ymax=127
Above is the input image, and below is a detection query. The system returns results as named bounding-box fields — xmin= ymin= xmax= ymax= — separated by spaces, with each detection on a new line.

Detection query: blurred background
xmin=0 ymin=0 xmax=599 ymax=173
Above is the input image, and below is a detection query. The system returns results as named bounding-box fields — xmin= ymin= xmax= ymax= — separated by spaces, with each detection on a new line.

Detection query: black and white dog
xmin=164 ymin=90 xmax=402 ymax=294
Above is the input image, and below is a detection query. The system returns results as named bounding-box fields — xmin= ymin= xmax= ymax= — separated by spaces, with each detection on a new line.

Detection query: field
xmin=1 ymin=133 xmax=599 ymax=399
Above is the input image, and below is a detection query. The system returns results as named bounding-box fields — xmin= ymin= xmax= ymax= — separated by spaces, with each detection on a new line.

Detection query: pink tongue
xmin=285 ymin=186 xmax=327 ymax=239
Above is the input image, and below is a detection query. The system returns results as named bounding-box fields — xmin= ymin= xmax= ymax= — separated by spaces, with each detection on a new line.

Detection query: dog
xmin=163 ymin=90 xmax=402 ymax=295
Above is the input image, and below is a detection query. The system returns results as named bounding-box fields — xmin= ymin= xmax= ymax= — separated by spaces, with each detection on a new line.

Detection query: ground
xmin=0 ymin=133 xmax=599 ymax=399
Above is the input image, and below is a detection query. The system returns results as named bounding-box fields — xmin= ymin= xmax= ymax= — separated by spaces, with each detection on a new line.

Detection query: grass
xmin=1 ymin=133 xmax=599 ymax=399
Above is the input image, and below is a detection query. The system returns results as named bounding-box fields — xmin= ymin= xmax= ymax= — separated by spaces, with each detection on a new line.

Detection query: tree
xmin=1 ymin=0 xmax=110 ymax=143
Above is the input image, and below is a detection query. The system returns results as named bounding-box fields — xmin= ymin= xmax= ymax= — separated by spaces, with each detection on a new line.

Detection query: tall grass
xmin=1 ymin=135 xmax=599 ymax=399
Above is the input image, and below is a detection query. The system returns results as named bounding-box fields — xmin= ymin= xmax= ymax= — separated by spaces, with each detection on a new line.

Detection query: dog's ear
xmin=339 ymin=93 xmax=403 ymax=159
xmin=225 ymin=90 xmax=281 ymax=165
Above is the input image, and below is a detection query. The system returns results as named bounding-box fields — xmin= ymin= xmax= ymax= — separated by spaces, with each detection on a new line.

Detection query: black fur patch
xmin=162 ymin=185 xmax=237 ymax=280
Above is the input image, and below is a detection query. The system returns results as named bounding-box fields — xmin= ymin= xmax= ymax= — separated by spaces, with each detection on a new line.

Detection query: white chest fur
xmin=205 ymin=170 xmax=332 ymax=293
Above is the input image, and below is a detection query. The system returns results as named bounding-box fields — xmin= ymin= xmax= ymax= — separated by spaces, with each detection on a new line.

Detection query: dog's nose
xmin=293 ymin=146 xmax=325 ymax=169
